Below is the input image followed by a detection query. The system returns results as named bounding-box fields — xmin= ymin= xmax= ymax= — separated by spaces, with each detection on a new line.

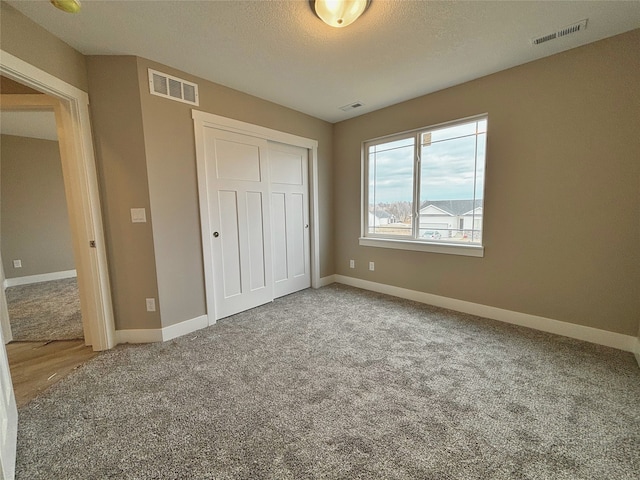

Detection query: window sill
xmin=358 ymin=237 xmax=484 ymax=257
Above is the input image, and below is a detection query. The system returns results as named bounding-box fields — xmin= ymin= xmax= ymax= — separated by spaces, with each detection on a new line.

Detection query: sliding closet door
xmin=194 ymin=111 xmax=317 ymax=323
xmin=269 ymin=142 xmax=311 ymax=298
xmin=203 ymin=128 xmax=273 ymax=319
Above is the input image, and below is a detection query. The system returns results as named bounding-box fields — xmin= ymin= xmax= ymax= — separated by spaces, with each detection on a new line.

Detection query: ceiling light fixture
xmin=312 ymin=0 xmax=371 ymax=28
xmin=50 ymin=0 xmax=81 ymax=14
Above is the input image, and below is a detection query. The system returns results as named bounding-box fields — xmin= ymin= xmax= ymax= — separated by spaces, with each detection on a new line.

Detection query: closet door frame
xmin=192 ymin=110 xmax=320 ymax=325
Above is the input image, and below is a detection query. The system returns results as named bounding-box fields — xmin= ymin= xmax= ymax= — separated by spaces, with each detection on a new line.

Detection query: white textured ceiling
xmin=7 ymin=1 xmax=640 ymax=123
xmin=0 ymin=111 xmax=58 ymax=141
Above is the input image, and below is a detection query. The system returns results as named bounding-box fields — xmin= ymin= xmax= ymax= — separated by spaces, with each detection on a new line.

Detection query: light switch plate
xmin=13 ymin=259 xmax=22 ymax=268
xmin=131 ymin=208 xmax=147 ymax=223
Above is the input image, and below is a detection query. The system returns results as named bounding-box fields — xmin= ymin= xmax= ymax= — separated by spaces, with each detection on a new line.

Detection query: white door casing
xmin=0 ymin=248 xmax=15 ymax=479
xmin=0 ymin=261 xmax=11 ymax=345
xmin=193 ymin=111 xmax=320 ymax=324
xmin=269 ymin=142 xmax=311 ymax=298
xmin=0 ymin=285 xmax=17 ymax=480
xmin=204 ymin=128 xmax=274 ymax=319
xmin=0 ymin=50 xmax=115 ymax=352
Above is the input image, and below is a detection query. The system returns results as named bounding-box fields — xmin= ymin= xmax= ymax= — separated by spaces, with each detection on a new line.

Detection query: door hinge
xmin=89 ymin=240 xmax=96 ymax=248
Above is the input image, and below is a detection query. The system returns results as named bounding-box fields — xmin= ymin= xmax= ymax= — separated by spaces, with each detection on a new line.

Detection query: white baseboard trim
xmin=634 ymin=338 xmax=640 ymax=368
xmin=316 ymin=275 xmax=336 ymax=288
xmin=334 ymin=275 xmax=637 ymax=353
xmin=115 ymin=328 xmax=163 ymax=344
xmin=161 ymin=314 xmax=208 ymax=342
xmin=116 ymin=314 xmax=209 ymax=344
xmin=4 ymin=269 xmax=77 ymax=288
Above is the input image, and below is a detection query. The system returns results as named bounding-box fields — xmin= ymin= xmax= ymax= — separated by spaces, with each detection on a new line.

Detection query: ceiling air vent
xmin=148 ymin=69 xmax=199 ymax=106
xmin=532 ymin=19 xmax=588 ymax=45
xmin=340 ymin=101 xmax=365 ymax=112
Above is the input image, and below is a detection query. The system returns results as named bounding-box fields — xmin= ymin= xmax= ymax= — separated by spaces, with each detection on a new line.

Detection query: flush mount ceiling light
xmin=312 ymin=0 xmax=371 ymax=28
xmin=50 ymin=0 xmax=81 ymax=14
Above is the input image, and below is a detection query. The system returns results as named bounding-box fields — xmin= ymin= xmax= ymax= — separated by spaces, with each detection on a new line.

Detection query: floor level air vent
xmin=532 ymin=19 xmax=588 ymax=45
xmin=148 ymin=69 xmax=199 ymax=106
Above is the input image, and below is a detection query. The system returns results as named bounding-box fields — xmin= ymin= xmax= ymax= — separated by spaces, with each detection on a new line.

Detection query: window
xmin=362 ymin=115 xmax=487 ymax=256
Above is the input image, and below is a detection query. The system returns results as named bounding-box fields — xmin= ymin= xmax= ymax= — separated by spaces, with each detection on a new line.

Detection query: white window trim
xmin=359 ymin=237 xmax=484 ymax=257
xmin=361 ymin=114 xmax=487 ymax=257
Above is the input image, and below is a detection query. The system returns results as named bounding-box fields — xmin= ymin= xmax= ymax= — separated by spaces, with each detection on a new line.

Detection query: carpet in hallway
xmin=6 ymin=277 xmax=83 ymax=341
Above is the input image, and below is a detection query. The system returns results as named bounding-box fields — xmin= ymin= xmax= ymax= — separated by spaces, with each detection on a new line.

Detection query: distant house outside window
xmin=361 ymin=115 xmax=487 ymax=257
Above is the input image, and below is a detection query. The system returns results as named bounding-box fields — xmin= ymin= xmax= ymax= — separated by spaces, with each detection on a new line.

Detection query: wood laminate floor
xmin=7 ymin=340 xmax=100 ymax=408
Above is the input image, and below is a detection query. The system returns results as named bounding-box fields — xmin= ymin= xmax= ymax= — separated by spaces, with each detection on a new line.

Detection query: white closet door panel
xmin=217 ymin=190 xmax=241 ymax=298
xmin=271 ymin=193 xmax=288 ymax=284
xmin=204 ymin=128 xmax=273 ymax=319
xmin=270 ymin=149 xmax=303 ymax=185
xmin=246 ymin=191 xmax=267 ymax=292
xmin=215 ymin=139 xmax=262 ymax=182
xmin=269 ymin=142 xmax=311 ymax=298
xmin=288 ymin=193 xmax=306 ymax=278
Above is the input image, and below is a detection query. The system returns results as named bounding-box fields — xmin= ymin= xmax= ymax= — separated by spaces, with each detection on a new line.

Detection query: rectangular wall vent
xmin=532 ymin=19 xmax=588 ymax=45
xmin=148 ymin=69 xmax=199 ymax=106
xmin=340 ymin=101 xmax=365 ymax=112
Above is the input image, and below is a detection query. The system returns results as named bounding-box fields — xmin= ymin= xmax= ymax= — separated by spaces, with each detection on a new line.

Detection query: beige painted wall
xmin=0 ymin=134 xmax=75 ymax=278
xmin=87 ymin=55 xmax=333 ymax=330
xmin=135 ymin=57 xmax=334 ymax=328
xmin=333 ymin=29 xmax=640 ymax=336
xmin=0 ymin=2 xmax=88 ymax=92
xmin=1 ymin=76 xmax=41 ymax=94
xmin=86 ymin=56 xmax=161 ymax=330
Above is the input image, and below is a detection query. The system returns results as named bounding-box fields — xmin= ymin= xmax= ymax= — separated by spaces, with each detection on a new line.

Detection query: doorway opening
xmin=0 ymin=50 xmax=115 ymax=351
xmin=1 ymin=81 xmax=83 ymax=342
xmin=0 ymin=55 xmax=116 ymax=417
xmin=0 ymin=76 xmax=102 ymax=406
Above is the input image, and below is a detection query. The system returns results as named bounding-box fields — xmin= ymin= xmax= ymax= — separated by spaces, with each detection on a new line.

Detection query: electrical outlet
xmin=146 ymin=298 xmax=156 ymax=312
xmin=349 ymin=259 xmax=355 ymax=268
xmin=369 ymin=261 xmax=375 ymax=271
xmin=13 ymin=259 xmax=22 ymax=268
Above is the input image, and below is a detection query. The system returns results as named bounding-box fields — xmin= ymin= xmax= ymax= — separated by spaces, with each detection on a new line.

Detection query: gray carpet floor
xmin=15 ymin=284 xmax=640 ymax=479
xmin=6 ymin=277 xmax=83 ymax=341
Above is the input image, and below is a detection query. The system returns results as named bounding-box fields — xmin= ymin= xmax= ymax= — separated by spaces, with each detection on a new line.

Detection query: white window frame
xmin=360 ymin=114 xmax=487 ymax=257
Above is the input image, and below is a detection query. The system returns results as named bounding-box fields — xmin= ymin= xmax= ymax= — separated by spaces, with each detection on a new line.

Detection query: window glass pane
xmin=368 ymin=137 xmax=415 ymax=236
xmin=428 ymin=122 xmax=477 ymax=143
xmin=364 ymin=116 xmax=487 ymax=247
xmin=371 ymin=137 xmax=414 ymax=154
xmin=418 ymin=119 xmax=485 ymax=243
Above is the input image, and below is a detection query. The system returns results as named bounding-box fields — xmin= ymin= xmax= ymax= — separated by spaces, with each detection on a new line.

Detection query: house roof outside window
xmin=419 ymin=199 xmax=483 ymax=216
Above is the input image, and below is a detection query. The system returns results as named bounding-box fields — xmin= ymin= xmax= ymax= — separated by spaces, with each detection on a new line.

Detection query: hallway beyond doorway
xmin=6 ymin=340 xmax=98 ymax=408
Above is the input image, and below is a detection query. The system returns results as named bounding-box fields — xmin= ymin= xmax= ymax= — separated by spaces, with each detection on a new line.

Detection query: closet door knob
xmin=213 ymin=232 xmax=220 ymax=238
